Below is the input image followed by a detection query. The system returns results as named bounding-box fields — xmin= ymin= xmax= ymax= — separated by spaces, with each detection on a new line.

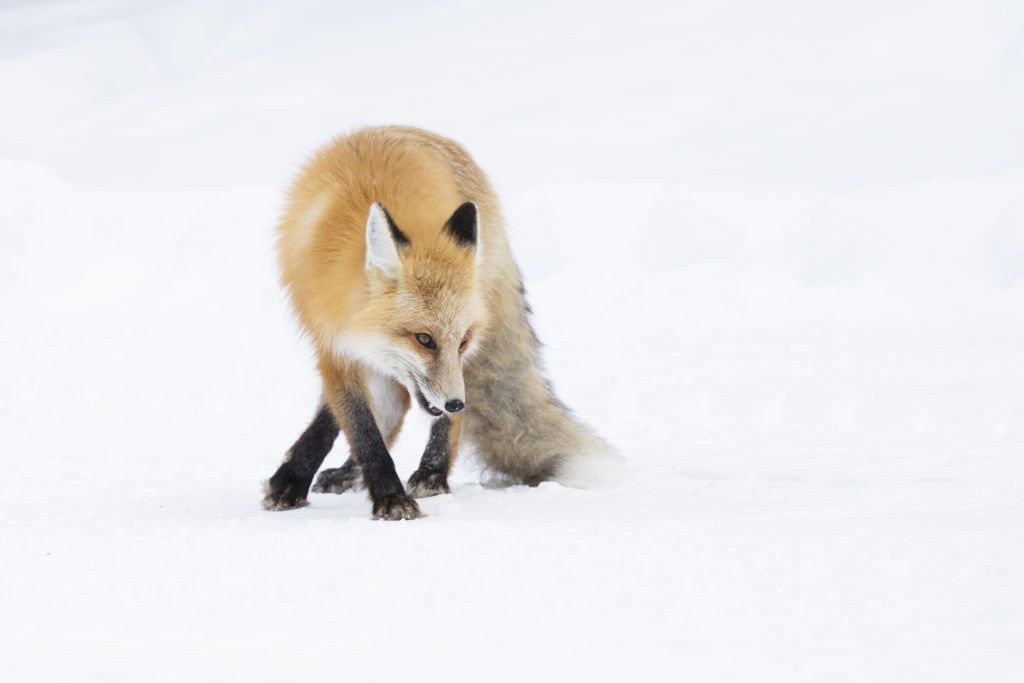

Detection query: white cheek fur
xmin=332 ymin=332 xmax=414 ymax=378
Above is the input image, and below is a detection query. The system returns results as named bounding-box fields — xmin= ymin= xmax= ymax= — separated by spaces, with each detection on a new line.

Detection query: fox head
xmin=346 ymin=201 xmax=486 ymax=416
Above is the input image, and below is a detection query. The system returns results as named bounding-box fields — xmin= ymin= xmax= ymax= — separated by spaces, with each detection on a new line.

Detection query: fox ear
xmin=365 ymin=203 xmax=409 ymax=279
xmin=443 ymin=201 xmax=482 ymax=263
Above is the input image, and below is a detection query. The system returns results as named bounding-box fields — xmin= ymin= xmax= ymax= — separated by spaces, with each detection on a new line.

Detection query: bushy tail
xmin=462 ymin=294 xmax=621 ymax=488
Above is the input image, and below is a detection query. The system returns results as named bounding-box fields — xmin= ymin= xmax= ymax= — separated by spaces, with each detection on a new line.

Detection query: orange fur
xmin=445 ymin=413 xmax=463 ymax=477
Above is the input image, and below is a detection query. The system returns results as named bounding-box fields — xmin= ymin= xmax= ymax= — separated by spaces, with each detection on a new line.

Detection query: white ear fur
xmin=365 ymin=203 xmax=402 ymax=279
xmin=473 ymin=212 xmax=484 ymax=267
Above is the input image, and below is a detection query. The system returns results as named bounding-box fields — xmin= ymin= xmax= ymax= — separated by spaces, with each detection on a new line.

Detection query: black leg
xmin=262 ymin=403 xmax=340 ymax=510
xmin=407 ymin=415 xmax=454 ymax=498
xmin=312 ymin=372 xmax=408 ymax=496
xmin=339 ymin=388 xmax=421 ymax=519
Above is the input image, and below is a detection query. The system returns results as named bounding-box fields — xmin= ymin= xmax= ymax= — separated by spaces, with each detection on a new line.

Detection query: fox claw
xmin=312 ymin=462 xmax=363 ymax=494
xmin=406 ymin=469 xmax=451 ymax=498
xmin=262 ymin=477 xmax=311 ymax=511
xmin=371 ymin=493 xmax=423 ymax=520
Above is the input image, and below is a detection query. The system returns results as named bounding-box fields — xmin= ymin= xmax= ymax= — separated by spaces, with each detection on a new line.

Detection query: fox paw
xmin=311 ymin=461 xmax=363 ymax=494
xmin=262 ymin=475 xmax=311 ymax=511
xmin=406 ymin=469 xmax=451 ymax=498
xmin=371 ymin=493 xmax=423 ymax=521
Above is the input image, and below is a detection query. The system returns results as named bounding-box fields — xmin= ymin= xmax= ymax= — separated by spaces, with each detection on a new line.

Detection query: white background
xmin=1 ymin=1 xmax=1022 ymax=680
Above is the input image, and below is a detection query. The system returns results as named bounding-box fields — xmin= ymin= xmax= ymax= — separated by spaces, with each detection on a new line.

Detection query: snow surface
xmin=2 ymin=1 xmax=1023 ymax=680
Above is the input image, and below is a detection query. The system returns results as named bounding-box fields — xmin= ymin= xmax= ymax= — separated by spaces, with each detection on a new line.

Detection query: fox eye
xmin=414 ymin=333 xmax=436 ymax=350
xmin=459 ymin=335 xmax=469 ymax=352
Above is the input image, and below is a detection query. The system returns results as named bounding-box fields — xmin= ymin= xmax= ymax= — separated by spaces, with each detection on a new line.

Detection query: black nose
xmin=444 ymin=399 xmax=464 ymax=413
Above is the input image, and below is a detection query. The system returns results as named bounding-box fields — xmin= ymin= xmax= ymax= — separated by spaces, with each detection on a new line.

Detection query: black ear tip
xmin=443 ymin=201 xmax=479 ymax=247
xmin=375 ymin=202 xmax=410 ymax=247
xmin=450 ymin=202 xmax=478 ymax=227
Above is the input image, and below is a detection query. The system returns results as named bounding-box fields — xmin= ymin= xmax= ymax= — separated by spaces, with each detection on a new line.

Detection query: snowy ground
xmin=2 ymin=1 xmax=1023 ymax=681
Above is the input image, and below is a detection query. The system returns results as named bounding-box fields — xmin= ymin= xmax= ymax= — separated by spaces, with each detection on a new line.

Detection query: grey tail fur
xmin=462 ymin=275 xmax=620 ymax=488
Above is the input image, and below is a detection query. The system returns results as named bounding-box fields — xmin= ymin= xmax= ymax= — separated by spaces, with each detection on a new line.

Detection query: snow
xmin=1 ymin=1 xmax=1023 ymax=680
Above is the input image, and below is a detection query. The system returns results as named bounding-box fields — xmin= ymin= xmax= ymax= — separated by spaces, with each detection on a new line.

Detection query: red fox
xmin=263 ymin=126 xmax=618 ymax=519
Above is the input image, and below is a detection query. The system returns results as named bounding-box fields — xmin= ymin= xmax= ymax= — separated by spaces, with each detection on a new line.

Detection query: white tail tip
xmin=555 ymin=439 xmax=623 ymax=489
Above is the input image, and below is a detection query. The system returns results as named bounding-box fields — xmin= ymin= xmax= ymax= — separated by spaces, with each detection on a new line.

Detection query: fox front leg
xmin=312 ymin=371 xmax=409 ymax=496
xmin=407 ymin=413 xmax=461 ymax=498
xmin=322 ymin=361 xmax=422 ymax=520
xmin=263 ymin=402 xmax=340 ymax=510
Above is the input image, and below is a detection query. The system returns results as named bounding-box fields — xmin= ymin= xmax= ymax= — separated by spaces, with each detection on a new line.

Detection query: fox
xmin=262 ymin=125 xmax=618 ymax=520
